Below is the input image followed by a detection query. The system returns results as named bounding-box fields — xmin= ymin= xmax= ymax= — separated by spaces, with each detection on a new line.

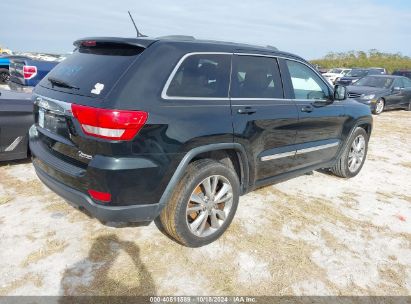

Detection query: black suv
xmin=29 ymin=37 xmax=372 ymax=247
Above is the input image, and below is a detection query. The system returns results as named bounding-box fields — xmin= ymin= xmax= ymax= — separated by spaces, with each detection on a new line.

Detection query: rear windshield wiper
xmin=48 ymin=77 xmax=79 ymax=90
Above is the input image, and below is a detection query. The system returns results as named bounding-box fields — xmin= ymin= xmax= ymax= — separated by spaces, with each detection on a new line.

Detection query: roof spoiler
xmin=73 ymin=37 xmax=157 ymax=49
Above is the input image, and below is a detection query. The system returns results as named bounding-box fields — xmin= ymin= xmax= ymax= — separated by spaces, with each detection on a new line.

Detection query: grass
xmin=21 ymin=239 xmax=68 ymax=267
xmin=0 ymin=273 xmax=43 ymax=296
xmin=310 ymin=50 xmax=411 ymax=73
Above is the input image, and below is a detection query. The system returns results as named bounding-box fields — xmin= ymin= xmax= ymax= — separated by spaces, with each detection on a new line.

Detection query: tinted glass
xmin=354 ymin=76 xmax=394 ymax=89
xmin=166 ymin=54 xmax=231 ymax=98
xmin=347 ymin=69 xmax=367 ymax=77
xmin=39 ymin=43 xmax=144 ymax=98
xmin=286 ymin=60 xmax=330 ymax=100
xmin=230 ymin=55 xmax=283 ymax=98
xmin=402 ymin=77 xmax=411 ymax=88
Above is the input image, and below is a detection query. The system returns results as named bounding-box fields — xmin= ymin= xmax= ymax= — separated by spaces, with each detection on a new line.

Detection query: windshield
xmin=329 ymin=69 xmax=342 ymax=74
xmin=346 ymin=69 xmax=367 ymax=77
xmin=39 ymin=42 xmax=144 ymax=98
xmin=354 ymin=76 xmax=393 ymax=88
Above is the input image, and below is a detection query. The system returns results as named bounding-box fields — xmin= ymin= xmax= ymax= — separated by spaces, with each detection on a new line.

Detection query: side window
xmin=286 ymin=60 xmax=331 ymax=100
xmin=403 ymin=77 xmax=411 ymax=88
xmin=166 ymin=54 xmax=231 ymax=98
xmin=393 ymin=78 xmax=404 ymax=88
xmin=231 ymin=55 xmax=283 ymax=99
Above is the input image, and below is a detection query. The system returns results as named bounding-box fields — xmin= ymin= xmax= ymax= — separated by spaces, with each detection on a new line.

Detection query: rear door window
xmin=166 ymin=54 xmax=231 ymax=98
xmin=39 ymin=42 xmax=144 ymax=98
xmin=285 ymin=60 xmax=331 ymax=100
xmin=230 ymin=55 xmax=283 ymax=99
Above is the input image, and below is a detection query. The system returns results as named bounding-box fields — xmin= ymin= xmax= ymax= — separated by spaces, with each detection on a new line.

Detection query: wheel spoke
xmin=187 ymin=205 xmax=203 ymax=215
xmin=210 ymin=176 xmax=218 ymax=199
xmin=190 ymin=193 xmax=204 ymax=205
xmin=190 ymin=211 xmax=207 ymax=232
xmin=216 ymin=193 xmax=233 ymax=204
xmin=215 ymin=209 xmax=226 ymax=220
xmin=202 ymin=178 xmax=213 ymax=199
xmin=210 ymin=210 xmax=219 ymax=229
xmin=214 ymin=183 xmax=230 ymax=201
xmin=197 ymin=212 xmax=209 ymax=235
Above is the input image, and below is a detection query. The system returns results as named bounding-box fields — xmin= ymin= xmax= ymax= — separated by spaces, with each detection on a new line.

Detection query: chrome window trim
xmin=161 ymin=52 xmax=232 ymax=101
xmin=161 ymin=51 xmax=333 ymax=101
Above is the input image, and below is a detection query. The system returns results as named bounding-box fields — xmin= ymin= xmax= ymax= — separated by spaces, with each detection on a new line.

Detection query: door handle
xmin=237 ymin=107 xmax=256 ymax=115
xmin=301 ymin=105 xmax=313 ymax=113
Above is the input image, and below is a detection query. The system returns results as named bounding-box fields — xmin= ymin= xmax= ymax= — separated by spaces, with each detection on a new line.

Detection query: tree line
xmin=310 ymin=50 xmax=411 ymax=73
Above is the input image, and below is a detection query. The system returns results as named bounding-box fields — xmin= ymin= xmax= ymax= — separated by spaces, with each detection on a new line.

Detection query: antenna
xmin=128 ymin=11 xmax=147 ymax=37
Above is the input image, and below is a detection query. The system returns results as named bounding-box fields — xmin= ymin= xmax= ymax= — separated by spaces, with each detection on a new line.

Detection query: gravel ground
xmin=0 ymin=110 xmax=410 ymax=296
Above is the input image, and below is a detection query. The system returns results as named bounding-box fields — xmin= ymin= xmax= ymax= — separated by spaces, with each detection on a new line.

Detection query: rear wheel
xmin=373 ymin=98 xmax=384 ymax=115
xmin=160 ymin=159 xmax=239 ymax=247
xmin=0 ymin=68 xmax=9 ymax=84
xmin=331 ymin=127 xmax=368 ymax=178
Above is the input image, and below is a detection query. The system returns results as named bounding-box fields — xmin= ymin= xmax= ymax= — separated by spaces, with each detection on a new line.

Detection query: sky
xmin=1 ymin=0 xmax=410 ymax=60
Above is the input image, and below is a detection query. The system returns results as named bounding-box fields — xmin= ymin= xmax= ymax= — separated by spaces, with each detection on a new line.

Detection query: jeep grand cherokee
xmin=29 ymin=36 xmax=372 ymax=247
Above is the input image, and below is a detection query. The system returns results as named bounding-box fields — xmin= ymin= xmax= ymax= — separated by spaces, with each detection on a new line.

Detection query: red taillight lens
xmin=23 ymin=65 xmax=37 ymax=79
xmin=88 ymin=189 xmax=111 ymax=203
xmin=71 ymin=104 xmax=148 ymax=141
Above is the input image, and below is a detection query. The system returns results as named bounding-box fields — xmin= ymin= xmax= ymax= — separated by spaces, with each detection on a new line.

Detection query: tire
xmin=0 ymin=68 xmax=9 ymax=84
xmin=331 ymin=127 xmax=368 ymax=178
xmin=160 ymin=159 xmax=240 ymax=247
xmin=373 ymin=98 xmax=384 ymax=115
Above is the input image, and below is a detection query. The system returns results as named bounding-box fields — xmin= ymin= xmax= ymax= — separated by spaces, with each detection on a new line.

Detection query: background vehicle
xmin=323 ymin=68 xmax=351 ymax=85
xmin=0 ymin=55 xmax=29 ymax=84
xmin=9 ymin=57 xmax=59 ymax=88
xmin=336 ymin=68 xmax=385 ymax=86
xmin=0 ymin=88 xmax=33 ymax=161
xmin=347 ymin=75 xmax=411 ymax=114
xmin=393 ymin=70 xmax=411 ymax=79
xmin=29 ymin=37 xmax=372 ymax=247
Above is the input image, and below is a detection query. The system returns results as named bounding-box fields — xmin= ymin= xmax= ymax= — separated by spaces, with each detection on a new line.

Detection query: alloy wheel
xmin=375 ymin=99 xmax=384 ymax=114
xmin=348 ymin=135 xmax=366 ymax=173
xmin=186 ymin=175 xmax=233 ymax=237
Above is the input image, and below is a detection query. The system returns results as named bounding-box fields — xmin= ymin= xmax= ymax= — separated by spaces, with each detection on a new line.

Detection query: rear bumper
xmin=34 ymin=164 xmax=160 ymax=223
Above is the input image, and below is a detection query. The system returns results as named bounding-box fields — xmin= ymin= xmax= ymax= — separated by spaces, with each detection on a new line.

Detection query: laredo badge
xmin=91 ymin=83 xmax=104 ymax=95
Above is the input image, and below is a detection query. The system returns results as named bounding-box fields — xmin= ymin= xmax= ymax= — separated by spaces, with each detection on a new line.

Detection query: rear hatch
xmin=32 ymin=38 xmax=154 ymax=173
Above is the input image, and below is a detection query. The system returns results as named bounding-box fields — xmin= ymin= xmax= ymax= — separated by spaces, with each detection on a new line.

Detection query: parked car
xmin=336 ymin=68 xmax=385 ymax=86
xmin=393 ymin=69 xmax=411 ymax=79
xmin=0 ymin=88 xmax=33 ymax=161
xmin=347 ymin=75 xmax=411 ymax=114
xmin=29 ymin=37 xmax=372 ymax=247
xmin=9 ymin=57 xmax=60 ymax=88
xmin=323 ymin=68 xmax=352 ymax=85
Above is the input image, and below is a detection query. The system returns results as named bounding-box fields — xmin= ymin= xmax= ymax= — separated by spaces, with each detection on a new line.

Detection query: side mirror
xmin=392 ymin=86 xmax=401 ymax=92
xmin=334 ymin=85 xmax=347 ymax=101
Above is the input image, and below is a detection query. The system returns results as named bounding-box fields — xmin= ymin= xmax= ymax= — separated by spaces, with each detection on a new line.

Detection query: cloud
xmin=1 ymin=0 xmax=410 ymax=59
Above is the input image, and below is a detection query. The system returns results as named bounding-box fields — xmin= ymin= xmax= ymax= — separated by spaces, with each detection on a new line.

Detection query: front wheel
xmin=331 ymin=127 xmax=368 ymax=178
xmin=373 ymin=98 xmax=384 ymax=115
xmin=160 ymin=159 xmax=240 ymax=247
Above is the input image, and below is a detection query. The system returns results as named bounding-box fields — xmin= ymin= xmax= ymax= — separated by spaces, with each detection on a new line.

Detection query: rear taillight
xmin=23 ymin=65 xmax=37 ymax=79
xmin=88 ymin=189 xmax=111 ymax=203
xmin=71 ymin=104 xmax=148 ymax=141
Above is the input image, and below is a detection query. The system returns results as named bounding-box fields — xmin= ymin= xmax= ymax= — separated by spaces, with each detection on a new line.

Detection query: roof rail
xmin=266 ymin=45 xmax=278 ymax=51
xmin=157 ymin=35 xmax=196 ymax=41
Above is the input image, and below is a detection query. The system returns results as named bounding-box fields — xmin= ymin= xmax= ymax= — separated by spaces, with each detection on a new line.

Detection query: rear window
xmin=166 ymin=54 xmax=231 ymax=98
xmin=39 ymin=42 xmax=144 ymax=98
